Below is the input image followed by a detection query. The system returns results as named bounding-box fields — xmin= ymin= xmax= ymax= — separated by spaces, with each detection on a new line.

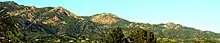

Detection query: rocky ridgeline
xmin=49 ymin=6 xmax=76 ymax=17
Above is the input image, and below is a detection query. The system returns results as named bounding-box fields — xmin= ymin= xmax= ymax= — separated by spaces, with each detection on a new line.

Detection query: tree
xmin=107 ymin=27 xmax=128 ymax=43
xmin=127 ymin=28 xmax=156 ymax=43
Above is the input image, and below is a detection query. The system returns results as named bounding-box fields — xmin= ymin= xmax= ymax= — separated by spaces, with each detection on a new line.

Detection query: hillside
xmin=0 ymin=1 xmax=220 ymax=43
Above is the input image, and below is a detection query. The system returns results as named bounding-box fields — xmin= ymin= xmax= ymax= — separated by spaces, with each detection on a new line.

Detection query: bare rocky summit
xmin=91 ymin=13 xmax=120 ymax=24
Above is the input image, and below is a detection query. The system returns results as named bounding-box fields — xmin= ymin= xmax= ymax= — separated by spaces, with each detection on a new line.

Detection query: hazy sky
xmin=1 ymin=0 xmax=220 ymax=33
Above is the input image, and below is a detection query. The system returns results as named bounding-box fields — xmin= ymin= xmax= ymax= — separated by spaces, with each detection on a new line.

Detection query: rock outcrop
xmin=91 ymin=13 xmax=120 ymax=24
xmin=49 ymin=6 xmax=76 ymax=17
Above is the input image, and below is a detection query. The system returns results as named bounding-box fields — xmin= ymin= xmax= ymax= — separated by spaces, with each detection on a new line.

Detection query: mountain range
xmin=0 ymin=1 xmax=220 ymax=43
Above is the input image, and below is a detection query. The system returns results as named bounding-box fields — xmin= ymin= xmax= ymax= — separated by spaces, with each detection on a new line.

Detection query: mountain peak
xmin=49 ymin=6 xmax=77 ymax=17
xmin=162 ymin=22 xmax=182 ymax=30
xmin=0 ymin=1 xmax=18 ymax=5
xmin=91 ymin=13 xmax=120 ymax=24
xmin=92 ymin=13 xmax=119 ymax=18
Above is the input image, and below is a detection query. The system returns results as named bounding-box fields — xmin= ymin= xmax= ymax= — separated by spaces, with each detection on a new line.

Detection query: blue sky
xmin=1 ymin=0 xmax=220 ymax=33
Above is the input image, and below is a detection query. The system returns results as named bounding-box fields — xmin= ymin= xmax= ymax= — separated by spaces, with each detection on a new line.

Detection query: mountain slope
xmin=0 ymin=1 xmax=156 ymax=43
